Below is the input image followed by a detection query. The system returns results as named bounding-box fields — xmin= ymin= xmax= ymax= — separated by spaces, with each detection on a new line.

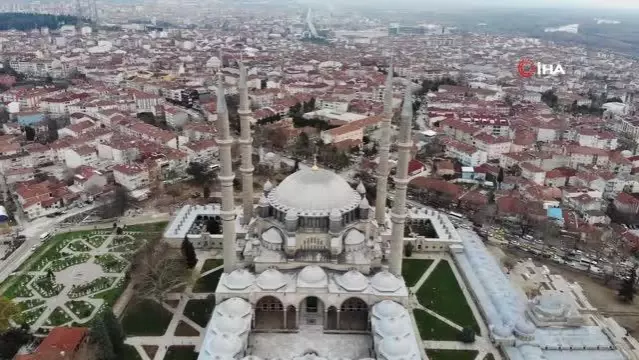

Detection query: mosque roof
xmin=268 ymin=167 xmax=361 ymax=216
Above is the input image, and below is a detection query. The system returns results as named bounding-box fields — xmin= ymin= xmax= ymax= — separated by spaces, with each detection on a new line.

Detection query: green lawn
xmin=125 ymin=222 xmax=168 ymax=233
xmin=2 ymin=274 xmax=34 ymax=298
xmin=413 ymin=309 xmax=461 ymax=341
xmin=183 ymin=297 xmax=215 ymax=327
xmin=164 ymin=346 xmax=198 ymax=360
xmin=18 ymin=230 xmax=94 ymax=272
xmin=47 ymin=306 xmax=72 ymax=326
xmin=193 ymin=269 xmax=222 ymax=293
xmin=425 ymin=349 xmax=478 ymax=360
xmin=417 ymin=260 xmax=480 ymax=334
xmin=484 ymin=354 xmax=496 ymax=360
xmin=121 ymin=344 xmax=142 ymax=360
xmin=85 ymin=236 xmax=107 ymax=248
xmin=91 ymin=285 xmax=125 ymax=306
xmin=122 ymin=299 xmax=172 ymax=336
xmin=65 ymin=300 xmax=95 ymax=319
xmin=200 ymin=259 xmax=223 ymax=273
xmin=402 ymin=259 xmax=433 ymax=287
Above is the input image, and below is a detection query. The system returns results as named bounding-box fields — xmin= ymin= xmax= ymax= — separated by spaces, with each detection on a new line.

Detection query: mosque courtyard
xmin=115 ymin=251 xmax=499 ymax=360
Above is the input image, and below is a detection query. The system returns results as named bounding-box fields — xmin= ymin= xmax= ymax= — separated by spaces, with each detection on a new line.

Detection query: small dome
xmin=330 ymin=209 xmax=341 ymax=220
xmin=336 ymin=269 xmax=369 ymax=292
xmin=535 ymin=293 xmax=566 ymax=317
xmin=378 ymin=336 xmax=413 ymax=359
xmin=356 ymin=181 xmax=366 ymax=194
xmin=515 ymin=318 xmax=536 ymax=336
xmin=223 ymin=268 xmax=255 ymax=290
xmin=216 ymin=298 xmax=251 ymax=318
xmin=375 ymin=316 xmax=412 ymax=338
xmin=256 ymin=268 xmax=287 ymax=290
xmin=259 ymin=195 xmax=269 ymax=206
xmin=210 ymin=315 xmax=249 ymax=336
xmin=263 ymin=180 xmax=273 ymax=192
xmin=205 ymin=333 xmax=243 ymax=357
xmin=371 ymin=270 xmax=402 ymax=293
xmin=372 ymin=300 xmax=405 ymax=319
xmin=297 ymin=265 xmax=328 ymax=288
xmin=285 ymin=209 xmax=299 ymax=221
xmin=492 ymin=324 xmax=512 ymax=338
xmin=359 ymin=197 xmax=370 ymax=209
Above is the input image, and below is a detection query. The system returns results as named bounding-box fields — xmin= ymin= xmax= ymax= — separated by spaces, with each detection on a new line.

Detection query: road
xmin=0 ymin=205 xmax=166 ymax=283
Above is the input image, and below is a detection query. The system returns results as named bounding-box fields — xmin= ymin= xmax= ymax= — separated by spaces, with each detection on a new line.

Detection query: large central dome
xmin=268 ymin=167 xmax=361 ymax=215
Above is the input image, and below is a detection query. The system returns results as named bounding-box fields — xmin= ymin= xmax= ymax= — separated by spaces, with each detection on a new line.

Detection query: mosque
xmin=163 ymin=63 xmax=639 ymax=360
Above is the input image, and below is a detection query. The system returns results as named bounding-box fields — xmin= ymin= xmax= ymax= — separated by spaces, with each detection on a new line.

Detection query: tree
xmin=618 ymin=266 xmax=637 ymax=303
xmin=181 ymin=236 xmax=198 ymax=268
xmin=24 ymin=126 xmax=35 ymax=141
xmin=404 ymin=242 xmax=414 ymax=257
xmin=90 ymin=317 xmax=115 ymax=360
xmin=502 ymin=257 xmax=516 ymax=274
xmin=137 ymin=112 xmax=156 ymax=125
xmin=129 ymin=239 xmax=188 ymax=302
xmin=116 ymin=227 xmax=123 ymax=235
xmin=47 ymin=269 xmax=55 ymax=279
xmin=497 ymin=167 xmax=504 ymax=188
xmin=541 ymin=90 xmax=558 ymax=109
xmin=0 ymin=298 xmax=20 ymax=331
xmin=293 ymin=132 xmax=311 ymax=159
xmin=103 ymin=185 xmax=128 ymax=218
xmin=458 ymin=327 xmax=476 ymax=343
xmin=0 ymin=108 xmax=9 ymax=124
xmin=0 ymin=325 xmax=33 ymax=360
xmin=101 ymin=310 xmax=125 ymax=355
xmin=203 ymin=185 xmax=211 ymax=199
xmin=206 ymin=218 xmax=221 ymax=234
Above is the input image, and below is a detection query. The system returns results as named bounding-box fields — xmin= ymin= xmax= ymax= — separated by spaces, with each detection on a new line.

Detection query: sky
xmin=426 ymin=0 xmax=639 ymax=9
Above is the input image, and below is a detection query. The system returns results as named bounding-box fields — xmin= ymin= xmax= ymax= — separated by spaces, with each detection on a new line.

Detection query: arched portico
xmin=254 ymin=296 xmax=284 ymax=330
xmin=298 ymin=296 xmax=325 ymax=327
xmin=339 ymin=297 xmax=369 ymax=331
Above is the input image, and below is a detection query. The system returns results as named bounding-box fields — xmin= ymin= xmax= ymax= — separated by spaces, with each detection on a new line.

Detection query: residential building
xmin=112 ymin=164 xmax=150 ymax=191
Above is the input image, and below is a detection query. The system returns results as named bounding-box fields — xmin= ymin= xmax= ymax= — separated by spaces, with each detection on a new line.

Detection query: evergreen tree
xmin=404 ymin=242 xmax=414 ymax=257
xmin=181 ymin=236 xmax=198 ymax=268
xmin=90 ymin=318 xmax=115 ymax=360
xmin=102 ymin=310 xmax=125 ymax=355
xmin=619 ymin=266 xmax=637 ymax=303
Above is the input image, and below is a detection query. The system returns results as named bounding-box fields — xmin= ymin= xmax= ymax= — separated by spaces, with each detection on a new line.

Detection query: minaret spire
xmin=238 ymin=62 xmax=254 ymax=224
xmin=215 ymin=70 xmax=237 ymax=274
xmin=375 ymin=57 xmax=394 ymax=227
xmin=389 ymin=86 xmax=414 ymax=276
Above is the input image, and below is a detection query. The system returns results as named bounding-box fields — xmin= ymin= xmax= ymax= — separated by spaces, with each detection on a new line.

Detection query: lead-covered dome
xmin=256 ymin=268 xmax=287 ymax=290
xmin=371 ymin=270 xmax=402 ymax=293
xmin=297 ymin=265 xmax=328 ymax=288
xmin=372 ymin=300 xmax=405 ymax=319
xmin=336 ymin=269 xmax=369 ymax=292
xmin=268 ymin=168 xmax=360 ymax=215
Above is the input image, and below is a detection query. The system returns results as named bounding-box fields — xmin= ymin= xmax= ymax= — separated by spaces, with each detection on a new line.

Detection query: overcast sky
xmin=427 ymin=0 xmax=639 ymax=9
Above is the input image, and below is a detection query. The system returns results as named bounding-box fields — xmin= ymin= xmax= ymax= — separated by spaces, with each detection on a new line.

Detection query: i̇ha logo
xmin=517 ymin=58 xmax=565 ymax=78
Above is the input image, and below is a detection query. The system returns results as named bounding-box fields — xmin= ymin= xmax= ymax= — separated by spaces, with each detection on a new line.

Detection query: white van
xmin=39 ymin=232 xmax=51 ymax=242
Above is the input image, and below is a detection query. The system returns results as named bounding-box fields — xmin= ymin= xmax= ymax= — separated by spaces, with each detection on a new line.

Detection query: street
xmin=0 ymin=204 xmax=167 ymax=283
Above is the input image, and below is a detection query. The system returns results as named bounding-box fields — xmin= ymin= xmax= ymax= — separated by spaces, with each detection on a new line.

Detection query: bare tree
xmin=502 ymin=257 xmax=516 ymax=274
xmin=129 ymin=238 xmax=189 ymax=302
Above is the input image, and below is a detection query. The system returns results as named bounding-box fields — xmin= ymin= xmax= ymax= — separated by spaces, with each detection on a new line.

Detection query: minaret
xmin=215 ymin=72 xmax=237 ymax=274
xmin=389 ymin=87 xmax=414 ymax=276
xmin=238 ymin=62 xmax=254 ymax=224
xmin=375 ymin=60 xmax=394 ymax=226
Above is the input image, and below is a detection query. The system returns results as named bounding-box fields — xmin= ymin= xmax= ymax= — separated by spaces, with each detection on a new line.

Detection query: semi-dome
xmin=224 ymin=269 xmax=255 ymax=290
xmin=492 ymin=324 xmax=512 ymax=338
xmin=336 ymin=269 xmax=368 ymax=292
xmin=371 ymin=270 xmax=402 ymax=293
xmin=356 ymin=181 xmax=366 ymax=194
xmin=216 ymin=298 xmax=251 ymax=318
xmin=515 ymin=318 xmax=536 ymax=337
xmin=297 ymin=265 xmax=328 ymax=288
xmin=372 ymin=300 xmax=405 ymax=319
xmin=263 ymin=180 xmax=274 ymax=192
xmin=343 ymin=229 xmax=365 ymax=246
xmin=268 ymin=168 xmax=360 ymax=215
xmin=256 ymin=268 xmax=287 ymax=290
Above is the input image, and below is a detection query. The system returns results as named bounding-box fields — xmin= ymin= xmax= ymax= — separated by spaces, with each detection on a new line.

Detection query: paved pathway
xmin=124 ymin=256 xmax=223 ymax=360
xmin=7 ymin=225 xmax=164 ymax=331
xmin=407 ymin=255 xmax=501 ymax=360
